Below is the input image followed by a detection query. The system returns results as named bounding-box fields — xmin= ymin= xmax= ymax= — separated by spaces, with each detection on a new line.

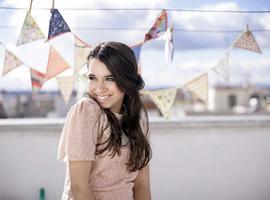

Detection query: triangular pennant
xmin=74 ymin=35 xmax=91 ymax=74
xmin=56 ymin=76 xmax=74 ymax=104
xmin=212 ymin=52 xmax=230 ymax=81
xmin=233 ymin=30 xmax=262 ymax=54
xmin=144 ymin=9 xmax=168 ymax=42
xmin=184 ymin=73 xmax=208 ymax=105
xmin=2 ymin=49 xmax=24 ymax=76
xmin=16 ymin=11 xmax=45 ymax=46
xmin=148 ymin=88 xmax=177 ymax=119
xmin=130 ymin=43 xmax=143 ymax=62
xmin=48 ymin=9 xmax=71 ymax=40
xmin=30 ymin=68 xmax=46 ymax=93
xmin=45 ymin=46 xmax=70 ymax=79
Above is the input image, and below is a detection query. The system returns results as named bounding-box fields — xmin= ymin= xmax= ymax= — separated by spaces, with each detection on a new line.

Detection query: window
xmin=228 ymin=95 xmax=236 ymax=108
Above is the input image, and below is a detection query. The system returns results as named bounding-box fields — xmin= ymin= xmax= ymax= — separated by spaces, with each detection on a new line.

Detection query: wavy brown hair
xmin=86 ymin=41 xmax=151 ymax=172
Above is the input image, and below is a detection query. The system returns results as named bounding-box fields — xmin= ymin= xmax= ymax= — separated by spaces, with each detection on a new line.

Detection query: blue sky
xmin=0 ymin=0 xmax=269 ymax=91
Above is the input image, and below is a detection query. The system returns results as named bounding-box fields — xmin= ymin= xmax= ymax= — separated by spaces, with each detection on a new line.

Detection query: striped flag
xmin=212 ymin=52 xmax=230 ymax=81
xmin=74 ymin=35 xmax=91 ymax=74
xmin=184 ymin=73 xmax=209 ymax=105
xmin=30 ymin=68 xmax=46 ymax=93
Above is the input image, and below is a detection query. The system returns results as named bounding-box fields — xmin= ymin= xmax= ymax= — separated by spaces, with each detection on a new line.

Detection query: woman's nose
xmin=96 ymin=81 xmax=107 ymax=92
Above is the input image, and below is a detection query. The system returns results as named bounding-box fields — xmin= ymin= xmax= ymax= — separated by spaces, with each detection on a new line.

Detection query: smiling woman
xmin=87 ymin=58 xmax=125 ymax=113
xmin=57 ymin=41 xmax=152 ymax=200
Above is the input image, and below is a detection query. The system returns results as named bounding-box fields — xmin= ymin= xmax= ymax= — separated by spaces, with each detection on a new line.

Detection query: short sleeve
xmin=140 ymin=110 xmax=150 ymax=138
xmin=57 ymin=98 xmax=102 ymax=162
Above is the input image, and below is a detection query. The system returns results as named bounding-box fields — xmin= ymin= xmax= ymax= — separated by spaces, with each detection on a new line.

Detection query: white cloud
xmin=172 ymin=2 xmax=242 ymax=29
xmin=171 ymin=1 xmax=269 ymax=49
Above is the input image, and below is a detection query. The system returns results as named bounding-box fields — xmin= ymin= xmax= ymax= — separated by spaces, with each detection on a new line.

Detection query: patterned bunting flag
xmin=48 ymin=9 xmax=71 ymax=40
xmin=233 ymin=30 xmax=262 ymax=54
xmin=130 ymin=43 xmax=143 ymax=62
xmin=16 ymin=11 xmax=45 ymax=46
xmin=2 ymin=49 xmax=24 ymax=76
xmin=212 ymin=52 xmax=230 ymax=81
xmin=148 ymin=88 xmax=177 ymax=119
xmin=144 ymin=9 xmax=168 ymax=42
xmin=30 ymin=68 xmax=46 ymax=93
xmin=164 ymin=27 xmax=174 ymax=66
xmin=74 ymin=35 xmax=91 ymax=74
xmin=156 ymin=25 xmax=174 ymax=67
xmin=184 ymin=73 xmax=208 ymax=105
xmin=45 ymin=46 xmax=70 ymax=79
xmin=56 ymin=76 xmax=74 ymax=104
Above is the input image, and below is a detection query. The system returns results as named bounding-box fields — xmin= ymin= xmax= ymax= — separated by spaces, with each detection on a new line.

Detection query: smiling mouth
xmin=96 ymin=95 xmax=111 ymax=103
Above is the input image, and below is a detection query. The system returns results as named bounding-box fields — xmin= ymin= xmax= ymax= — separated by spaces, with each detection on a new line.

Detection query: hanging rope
xmin=0 ymin=6 xmax=270 ymax=13
xmin=28 ymin=0 xmax=33 ymax=12
xmin=51 ymin=0 xmax=55 ymax=9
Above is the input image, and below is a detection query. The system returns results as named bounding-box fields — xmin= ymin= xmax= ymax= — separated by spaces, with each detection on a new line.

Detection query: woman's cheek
xmin=88 ymin=81 xmax=96 ymax=90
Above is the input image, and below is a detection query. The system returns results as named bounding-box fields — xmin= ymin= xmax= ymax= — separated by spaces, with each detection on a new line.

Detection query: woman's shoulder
xmin=140 ymin=109 xmax=149 ymax=136
xmin=70 ymin=96 xmax=102 ymax=117
xmin=76 ymin=96 xmax=99 ymax=107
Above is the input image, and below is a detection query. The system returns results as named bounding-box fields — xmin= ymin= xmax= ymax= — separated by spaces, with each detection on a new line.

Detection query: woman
xmin=57 ymin=41 xmax=152 ymax=200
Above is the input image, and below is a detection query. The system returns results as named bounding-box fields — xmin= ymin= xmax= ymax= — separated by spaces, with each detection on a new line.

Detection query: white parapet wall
xmin=0 ymin=116 xmax=270 ymax=200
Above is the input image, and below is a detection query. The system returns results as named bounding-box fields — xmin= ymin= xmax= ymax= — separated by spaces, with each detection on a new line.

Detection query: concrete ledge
xmin=0 ymin=115 xmax=270 ymax=131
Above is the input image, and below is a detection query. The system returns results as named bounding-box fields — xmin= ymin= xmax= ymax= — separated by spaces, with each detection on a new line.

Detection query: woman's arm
xmin=133 ymin=165 xmax=151 ymax=200
xmin=69 ymin=161 xmax=95 ymax=200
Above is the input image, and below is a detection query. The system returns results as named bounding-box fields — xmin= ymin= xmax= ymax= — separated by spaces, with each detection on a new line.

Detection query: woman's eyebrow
xmin=105 ymin=75 xmax=113 ymax=78
xmin=88 ymin=74 xmax=113 ymax=78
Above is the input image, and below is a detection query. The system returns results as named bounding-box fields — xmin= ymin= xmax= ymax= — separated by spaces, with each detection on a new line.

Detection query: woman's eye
xmin=106 ymin=77 xmax=114 ymax=81
xmin=88 ymin=75 xmax=95 ymax=80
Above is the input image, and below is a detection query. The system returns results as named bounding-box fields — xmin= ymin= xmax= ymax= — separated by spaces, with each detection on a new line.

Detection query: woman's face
xmin=88 ymin=58 xmax=125 ymax=113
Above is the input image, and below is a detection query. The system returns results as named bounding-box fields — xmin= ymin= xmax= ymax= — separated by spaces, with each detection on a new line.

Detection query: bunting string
xmin=29 ymin=0 xmax=33 ymax=12
xmin=52 ymin=0 xmax=55 ymax=9
xmin=0 ymin=7 xmax=269 ymax=13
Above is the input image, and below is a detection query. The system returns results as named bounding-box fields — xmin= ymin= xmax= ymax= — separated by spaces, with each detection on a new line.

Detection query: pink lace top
xmin=57 ymin=97 xmax=148 ymax=200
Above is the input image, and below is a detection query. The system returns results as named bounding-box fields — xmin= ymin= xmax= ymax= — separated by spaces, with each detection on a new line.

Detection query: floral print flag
xmin=48 ymin=9 xmax=71 ymax=40
xmin=147 ymin=88 xmax=177 ymax=119
xmin=16 ymin=11 xmax=45 ymax=46
xmin=233 ymin=30 xmax=262 ymax=54
xmin=2 ymin=49 xmax=24 ymax=76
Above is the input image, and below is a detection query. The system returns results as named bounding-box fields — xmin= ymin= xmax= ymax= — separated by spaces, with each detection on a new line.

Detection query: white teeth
xmin=97 ymin=95 xmax=109 ymax=100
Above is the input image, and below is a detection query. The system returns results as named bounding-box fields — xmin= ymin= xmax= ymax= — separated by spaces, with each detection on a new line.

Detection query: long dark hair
xmin=87 ymin=41 xmax=151 ymax=172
